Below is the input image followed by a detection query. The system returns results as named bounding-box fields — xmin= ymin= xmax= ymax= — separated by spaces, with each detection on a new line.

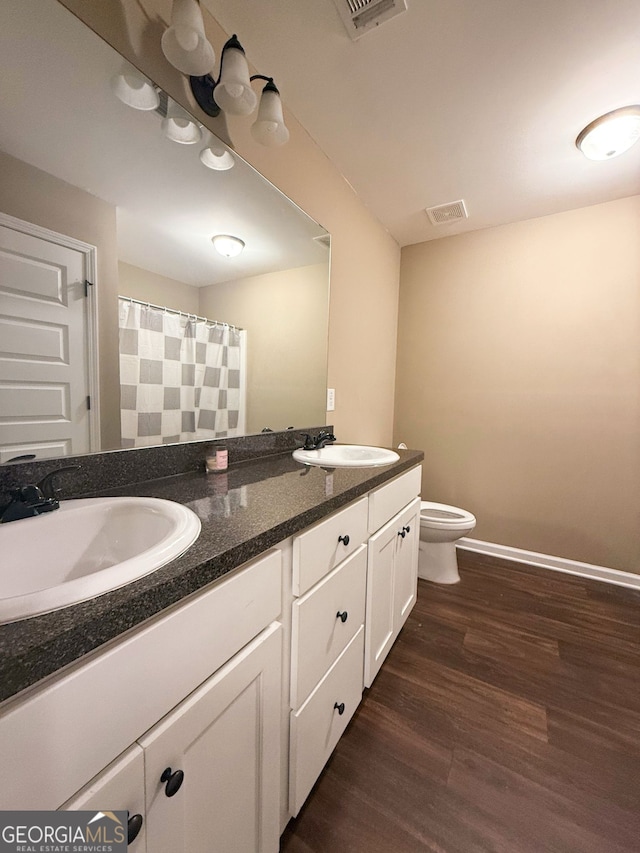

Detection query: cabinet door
xmin=364 ymin=521 xmax=397 ymax=688
xmin=60 ymin=745 xmax=146 ymax=851
xmin=393 ymin=497 xmax=420 ymax=638
xmin=139 ymin=622 xmax=282 ymax=853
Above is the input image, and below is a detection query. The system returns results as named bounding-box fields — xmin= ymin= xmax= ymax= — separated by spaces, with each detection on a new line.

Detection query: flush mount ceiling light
xmin=111 ymin=65 xmax=160 ymax=111
xmin=576 ymin=106 xmax=640 ymax=161
xmin=212 ymin=234 xmax=245 ymax=257
xmin=160 ymin=2 xmax=289 ymax=147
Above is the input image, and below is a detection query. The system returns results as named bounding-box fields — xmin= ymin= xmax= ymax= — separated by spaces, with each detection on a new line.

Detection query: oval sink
xmin=293 ymin=444 xmax=400 ymax=468
xmin=0 ymin=496 xmax=201 ymax=624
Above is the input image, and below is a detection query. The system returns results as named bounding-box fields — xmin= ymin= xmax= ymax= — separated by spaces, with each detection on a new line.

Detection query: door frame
xmin=0 ymin=211 xmax=101 ymax=451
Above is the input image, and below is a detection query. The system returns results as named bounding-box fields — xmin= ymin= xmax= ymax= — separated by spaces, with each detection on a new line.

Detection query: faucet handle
xmin=36 ymin=465 xmax=81 ymax=500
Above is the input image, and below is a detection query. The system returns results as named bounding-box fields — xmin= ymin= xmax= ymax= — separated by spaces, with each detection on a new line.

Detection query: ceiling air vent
xmin=425 ymin=199 xmax=469 ymax=226
xmin=332 ymin=0 xmax=408 ymax=40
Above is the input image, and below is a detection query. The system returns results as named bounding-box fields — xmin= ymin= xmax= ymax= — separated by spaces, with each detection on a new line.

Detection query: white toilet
xmin=418 ymin=501 xmax=476 ymax=584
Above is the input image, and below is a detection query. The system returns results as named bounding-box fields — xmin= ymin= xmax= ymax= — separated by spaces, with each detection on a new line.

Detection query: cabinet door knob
xmin=404 ymin=524 xmax=411 ymax=534
xmin=334 ymin=701 xmax=345 ymax=715
xmin=160 ymin=767 xmax=184 ymax=797
xmin=338 ymin=534 xmax=350 ymax=547
xmin=127 ymin=814 xmax=143 ymax=844
xmin=336 ymin=610 xmax=348 ymax=623
xmin=397 ymin=529 xmax=406 ymax=539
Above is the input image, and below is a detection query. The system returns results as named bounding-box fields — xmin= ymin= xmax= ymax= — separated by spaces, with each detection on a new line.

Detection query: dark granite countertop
xmin=0 ymin=448 xmax=423 ymax=705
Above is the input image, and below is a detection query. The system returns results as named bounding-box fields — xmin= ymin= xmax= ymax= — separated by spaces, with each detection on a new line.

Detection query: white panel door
xmin=0 ymin=218 xmax=94 ymax=459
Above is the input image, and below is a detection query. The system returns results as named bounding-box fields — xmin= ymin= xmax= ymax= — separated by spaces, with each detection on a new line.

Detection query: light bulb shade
xmin=162 ymin=99 xmax=203 ymax=144
xmin=200 ymin=137 xmax=235 ymax=170
xmin=212 ymin=234 xmax=245 ymax=257
xmin=215 ymin=40 xmax=258 ymax=116
xmin=576 ymin=106 xmax=640 ymax=161
xmin=251 ymin=83 xmax=290 ymax=147
xmin=111 ymin=67 xmax=159 ymax=111
xmin=161 ymin=0 xmax=215 ymax=75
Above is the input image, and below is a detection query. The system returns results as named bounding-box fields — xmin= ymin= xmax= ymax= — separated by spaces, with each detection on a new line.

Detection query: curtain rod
xmin=120 ymin=295 xmax=244 ymax=331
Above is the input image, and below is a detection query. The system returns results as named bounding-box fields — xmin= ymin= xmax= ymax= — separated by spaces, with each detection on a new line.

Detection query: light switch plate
xmin=326 ymin=388 xmax=335 ymax=411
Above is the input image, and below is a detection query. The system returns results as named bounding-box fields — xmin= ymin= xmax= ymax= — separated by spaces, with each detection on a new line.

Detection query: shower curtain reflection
xmin=118 ymin=298 xmax=246 ymax=447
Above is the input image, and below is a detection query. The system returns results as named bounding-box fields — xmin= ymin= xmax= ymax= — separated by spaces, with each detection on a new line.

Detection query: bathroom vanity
xmin=0 ymin=447 xmax=422 ymax=851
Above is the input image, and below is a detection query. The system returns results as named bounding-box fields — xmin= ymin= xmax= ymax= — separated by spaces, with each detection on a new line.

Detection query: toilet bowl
xmin=418 ymin=501 xmax=476 ymax=584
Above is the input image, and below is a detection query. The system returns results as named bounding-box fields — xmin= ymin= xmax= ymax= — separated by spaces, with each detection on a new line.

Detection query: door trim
xmin=0 ymin=211 xmax=101 ymax=451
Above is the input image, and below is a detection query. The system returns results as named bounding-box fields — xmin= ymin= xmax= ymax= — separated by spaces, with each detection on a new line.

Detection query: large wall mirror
xmin=0 ymin=0 xmax=330 ymax=462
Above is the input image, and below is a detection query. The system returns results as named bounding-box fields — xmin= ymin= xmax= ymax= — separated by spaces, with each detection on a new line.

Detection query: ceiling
xmin=204 ymin=0 xmax=640 ymax=246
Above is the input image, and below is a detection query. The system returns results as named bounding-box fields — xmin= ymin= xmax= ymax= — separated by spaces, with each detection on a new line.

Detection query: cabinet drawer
xmin=289 ymin=626 xmax=364 ymax=816
xmin=293 ymin=497 xmax=368 ymax=596
xmin=290 ymin=544 xmax=367 ymax=709
xmin=368 ymin=465 xmax=422 ymax=533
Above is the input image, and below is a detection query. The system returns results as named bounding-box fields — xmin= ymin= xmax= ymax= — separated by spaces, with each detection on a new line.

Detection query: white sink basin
xmin=293 ymin=444 xmax=400 ymax=468
xmin=0 ymin=497 xmax=201 ymax=624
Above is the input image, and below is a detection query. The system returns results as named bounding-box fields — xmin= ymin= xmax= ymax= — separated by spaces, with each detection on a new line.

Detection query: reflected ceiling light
xmin=161 ymin=0 xmax=215 ymax=76
xmin=162 ymin=98 xmax=203 ymax=144
xmin=111 ymin=66 xmax=160 ymax=111
xmin=576 ymin=106 xmax=640 ymax=161
xmin=160 ymin=8 xmax=289 ymax=148
xmin=200 ymin=135 xmax=235 ymax=170
xmin=212 ymin=234 xmax=245 ymax=257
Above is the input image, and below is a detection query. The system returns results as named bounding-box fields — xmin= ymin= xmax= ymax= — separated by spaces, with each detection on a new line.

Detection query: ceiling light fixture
xmin=576 ymin=106 xmax=640 ymax=161
xmin=212 ymin=234 xmax=245 ymax=257
xmin=161 ymin=2 xmax=289 ymax=147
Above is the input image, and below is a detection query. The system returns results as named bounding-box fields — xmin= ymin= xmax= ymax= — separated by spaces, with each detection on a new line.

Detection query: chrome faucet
xmin=299 ymin=430 xmax=337 ymax=450
xmin=0 ymin=465 xmax=81 ymax=523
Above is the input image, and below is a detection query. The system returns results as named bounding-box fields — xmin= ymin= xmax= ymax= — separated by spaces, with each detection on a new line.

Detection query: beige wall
xmin=0 ymin=150 xmax=121 ymax=449
xmin=395 ymin=195 xmax=640 ymax=573
xmin=200 ymin=264 xmax=328 ymax=433
xmin=118 ymin=261 xmax=200 ymax=314
xmin=59 ymin=0 xmax=401 ymax=446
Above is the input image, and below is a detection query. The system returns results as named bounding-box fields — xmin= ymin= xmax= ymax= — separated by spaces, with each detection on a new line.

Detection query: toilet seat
xmin=420 ymin=501 xmax=476 ymax=530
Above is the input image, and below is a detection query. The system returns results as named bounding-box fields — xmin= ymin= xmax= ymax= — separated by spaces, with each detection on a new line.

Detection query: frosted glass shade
xmin=162 ymin=99 xmax=203 ymax=144
xmin=200 ymin=139 xmax=235 ymax=170
xmin=161 ymin=0 xmax=215 ymax=76
xmin=576 ymin=106 xmax=640 ymax=160
xmin=251 ymin=86 xmax=290 ymax=147
xmin=111 ymin=67 xmax=159 ymax=111
xmin=212 ymin=235 xmax=245 ymax=257
xmin=215 ymin=45 xmax=258 ymax=116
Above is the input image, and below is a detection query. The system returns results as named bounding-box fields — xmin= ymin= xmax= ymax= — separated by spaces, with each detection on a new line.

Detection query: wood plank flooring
xmin=280 ymin=551 xmax=640 ymax=853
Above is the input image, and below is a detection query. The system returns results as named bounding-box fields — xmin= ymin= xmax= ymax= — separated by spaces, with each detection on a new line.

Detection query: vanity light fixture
xmin=200 ymin=134 xmax=235 ymax=170
xmin=212 ymin=234 xmax=245 ymax=257
xmin=111 ymin=66 xmax=160 ymax=111
xmin=576 ymin=106 xmax=640 ymax=160
xmin=162 ymin=98 xmax=203 ymax=144
xmin=161 ymin=1 xmax=289 ymax=147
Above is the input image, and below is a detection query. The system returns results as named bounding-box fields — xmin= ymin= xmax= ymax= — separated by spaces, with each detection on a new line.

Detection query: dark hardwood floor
xmin=281 ymin=551 xmax=640 ymax=853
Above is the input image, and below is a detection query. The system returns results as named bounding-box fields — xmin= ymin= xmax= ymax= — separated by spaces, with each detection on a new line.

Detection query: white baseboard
xmin=456 ymin=537 xmax=640 ymax=591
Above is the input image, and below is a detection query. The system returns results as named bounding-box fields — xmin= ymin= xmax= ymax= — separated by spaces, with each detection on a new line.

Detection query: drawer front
xmin=290 ymin=544 xmax=367 ymax=709
xmin=289 ymin=626 xmax=364 ymax=816
xmin=368 ymin=465 xmax=422 ymax=534
xmin=293 ymin=497 xmax=368 ymax=596
xmin=0 ymin=549 xmax=282 ymax=811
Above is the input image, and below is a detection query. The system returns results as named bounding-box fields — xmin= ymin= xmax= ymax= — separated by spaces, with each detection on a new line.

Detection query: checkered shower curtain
xmin=118 ymin=299 xmax=246 ymax=447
